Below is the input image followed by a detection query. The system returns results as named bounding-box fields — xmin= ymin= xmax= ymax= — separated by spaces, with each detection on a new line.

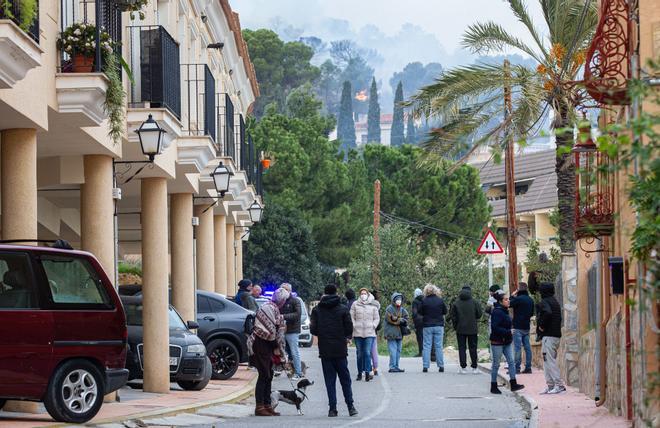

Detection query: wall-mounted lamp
xmin=207 ymin=42 xmax=224 ymax=50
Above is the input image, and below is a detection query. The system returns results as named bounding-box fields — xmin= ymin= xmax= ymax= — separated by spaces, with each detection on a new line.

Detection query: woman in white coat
xmin=350 ymin=288 xmax=380 ymax=381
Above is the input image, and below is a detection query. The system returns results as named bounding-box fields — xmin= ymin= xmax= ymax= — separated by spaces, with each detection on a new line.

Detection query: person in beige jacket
xmin=350 ymin=288 xmax=380 ymax=381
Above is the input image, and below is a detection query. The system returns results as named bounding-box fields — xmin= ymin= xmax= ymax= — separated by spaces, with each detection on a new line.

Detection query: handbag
xmin=399 ymin=318 xmax=411 ymax=336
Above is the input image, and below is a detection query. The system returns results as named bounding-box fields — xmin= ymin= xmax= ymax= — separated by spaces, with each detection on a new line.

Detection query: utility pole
xmin=373 ymin=179 xmax=381 ymax=292
xmin=504 ymin=59 xmax=518 ymax=293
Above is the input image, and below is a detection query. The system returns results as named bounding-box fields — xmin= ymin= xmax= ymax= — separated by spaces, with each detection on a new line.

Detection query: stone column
xmin=226 ymin=222 xmax=236 ymax=296
xmin=81 ymin=155 xmax=115 ymax=281
xmin=195 ymin=205 xmax=214 ymax=292
xmin=559 ymin=252 xmax=579 ymax=387
xmin=235 ymin=229 xmax=244 ymax=283
xmin=170 ymin=193 xmax=194 ymax=323
xmin=141 ymin=178 xmax=170 ymax=393
xmin=1 ymin=129 xmax=37 ymax=241
xmin=214 ymin=214 xmax=227 ymax=295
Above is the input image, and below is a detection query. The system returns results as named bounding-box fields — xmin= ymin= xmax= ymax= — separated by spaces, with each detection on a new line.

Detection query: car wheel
xmin=207 ymin=339 xmax=239 ymax=380
xmin=177 ymin=357 xmax=212 ymax=391
xmin=43 ymin=360 xmax=104 ymax=423
xmin=303 ymin=341 xmax=313 ymax=348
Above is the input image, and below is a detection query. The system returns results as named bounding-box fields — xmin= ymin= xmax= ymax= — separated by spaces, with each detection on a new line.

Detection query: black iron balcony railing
xmin=218 ymin=93 xmax=236 ymax=161
xmin=59 ymin=0 xmax=122 ymax=73
xmin=0 ymin=0 xmax=39 ymax=43
xmin=181 ymin=63 xmax=216 ymax=143
xmin=256 ymin=161 xmax=263 ymax=196
xmin=127 ymin=25 xmax=181 ymax=119
xmin=238 ymin=114 xmax=246 ymax=170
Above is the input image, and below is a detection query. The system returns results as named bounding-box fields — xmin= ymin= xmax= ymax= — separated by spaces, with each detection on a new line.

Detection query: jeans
xmin=387 ymin=339 xmax=402 ymax=369
xmin=491 ymin=343 xmax=516 ymax=383
xmin=422 ymin=326 xmax=444 ymax=368
xmin=457 ymin=334 xmax=478 ymax=368
xmin=321 ymin=357 xmax=353 ymax=410
xmin=371 ymin=336 xmax=379 ymax=370
xmin=542 ymin=336 xmax=564 ymax=388
xmin=354 ymin=336 xmax=374 ymax=374
xmin=284 ymin=333 xmax=302 ymax=376
xmin=513 ymin=329 xmax=532 ymax=371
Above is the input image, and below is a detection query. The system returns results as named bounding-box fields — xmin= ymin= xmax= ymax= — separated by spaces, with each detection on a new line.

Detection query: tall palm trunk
xmin=554 ymin=102 xmax=576 ymax=253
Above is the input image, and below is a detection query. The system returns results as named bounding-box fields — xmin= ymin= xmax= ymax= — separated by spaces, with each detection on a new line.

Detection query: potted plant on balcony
xmin=57 ymin=23 xmax=113 ymax=73
xmin=0 ymin=0 xmax=38 ymax=33
xmin=114 ymin=0 xmax=148 ymax=20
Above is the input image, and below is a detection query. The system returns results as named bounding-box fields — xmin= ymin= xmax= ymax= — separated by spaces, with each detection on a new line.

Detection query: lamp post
xmin=248 ymin=201 xmax=263 ymax=223
xmin=134 ymin=114 xmax=167 ymax=162
xmin=194 ymin=162 xmax=232 ymax=213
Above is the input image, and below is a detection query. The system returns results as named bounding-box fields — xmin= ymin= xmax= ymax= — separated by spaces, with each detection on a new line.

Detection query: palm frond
xmin=508 ymin=0 xmax=548 ymax=58
xmin=462 ymin=22 xmax=542 ymax=63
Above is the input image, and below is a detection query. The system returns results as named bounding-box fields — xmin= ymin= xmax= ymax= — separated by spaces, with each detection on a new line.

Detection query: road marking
xmin=340 ymin=373 xmax=391 ymax=427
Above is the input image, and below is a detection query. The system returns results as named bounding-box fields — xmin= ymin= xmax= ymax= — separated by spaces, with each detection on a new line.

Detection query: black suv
xmin=121 ymin=296 xmax=212 ymax=391
xmin=196 ymin=290 xmax=253 ymax=380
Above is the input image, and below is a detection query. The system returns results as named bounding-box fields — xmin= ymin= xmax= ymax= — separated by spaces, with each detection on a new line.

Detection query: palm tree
xmin=408 ymin=0 xmax=597 ymax=253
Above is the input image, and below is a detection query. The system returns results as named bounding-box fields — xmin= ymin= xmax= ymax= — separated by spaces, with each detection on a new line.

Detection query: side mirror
xmin=187 ymin=321 xmax=199 ymax=330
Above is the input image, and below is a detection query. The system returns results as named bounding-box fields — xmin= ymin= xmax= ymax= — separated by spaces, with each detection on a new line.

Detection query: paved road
xmin=115 ymin=346 xmax=530 ymax=428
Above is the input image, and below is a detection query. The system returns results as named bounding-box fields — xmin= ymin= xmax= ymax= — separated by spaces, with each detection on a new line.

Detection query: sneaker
xmin=348 ymin=405 xmax=358 ymax=417
xmin=522 ymin=368 xmax=532 ymax=374
xmin=438 ymin=367 xmax=444 ymax=373
xmin=356 ymin=373 xmax=362 ymax=381
xmin=423 ymin=368 xmax=428 ymax=373
xmin=388 ymin=368 xmax=397 ymax=373
xmin=458 ymin=367 xmax=466 ymax=374
xmin=539 ymin=386 xmax=553 ymax=394
xmin=365 ymin=372 xmax=372 ymax=382
xmin=328 ymin=409 xmax=338 ymax=417
xmin=396 ymin=367 xmax=405 ymax=373
xmin=548 ymin=386 xmax=566 ymax=394
xmin=291 ymin=374 xmax=303 ymax=381
xmin=472 ymin=367 xmax=481 ymax=375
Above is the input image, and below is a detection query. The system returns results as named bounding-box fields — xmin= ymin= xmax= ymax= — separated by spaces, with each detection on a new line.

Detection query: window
xmin=208 ymin=297 xmax=224 ymax=313
xmin=0 ymin=252 xmax=37 ymax=309
xmin=197 ymin=296 xmax=211 ymax=313
xmin=40 ymin=255 xmax=110 ymax=307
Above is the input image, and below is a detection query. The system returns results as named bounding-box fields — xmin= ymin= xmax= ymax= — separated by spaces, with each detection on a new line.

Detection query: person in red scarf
xmin=248 ymin=287 xmax=289 ymax=416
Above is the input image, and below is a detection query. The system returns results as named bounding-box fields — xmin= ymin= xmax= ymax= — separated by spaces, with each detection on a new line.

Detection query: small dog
xmin=271 ymin=378 xmax=314 ymax=415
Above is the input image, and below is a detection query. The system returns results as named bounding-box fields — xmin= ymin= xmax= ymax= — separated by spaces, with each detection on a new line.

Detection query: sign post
xmin=477 ymin=229 xmax=504 ymax=290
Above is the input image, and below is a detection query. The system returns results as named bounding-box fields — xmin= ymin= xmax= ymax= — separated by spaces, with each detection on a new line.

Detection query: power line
xmin=380 ymin=211 xmax=481 ymax=242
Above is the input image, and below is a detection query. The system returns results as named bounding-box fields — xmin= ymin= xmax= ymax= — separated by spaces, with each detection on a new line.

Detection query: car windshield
xmin=125 ymin=303 xmax=187 ymax=330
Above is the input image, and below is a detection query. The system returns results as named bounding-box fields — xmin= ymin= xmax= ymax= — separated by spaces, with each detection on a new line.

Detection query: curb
xmin=477 ymin=364 xmax=539 ymax=428
xmin=48 ymin=374 xmax=258 ymax=427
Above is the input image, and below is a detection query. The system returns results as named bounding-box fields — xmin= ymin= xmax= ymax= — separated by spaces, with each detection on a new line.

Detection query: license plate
xmin=169 ymin=357 xmax=178 ymax=366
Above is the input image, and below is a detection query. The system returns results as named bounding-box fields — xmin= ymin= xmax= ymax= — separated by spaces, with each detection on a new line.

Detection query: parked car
xmin=120 ymin=296 xmax=211 ymax=391
xmin=0 ymin=241 xmax=128 ymax=423
xmin=196 ymin=291 xmax=254 ymax=380
xmin=255 ymin=296 xmax=311 ymax=347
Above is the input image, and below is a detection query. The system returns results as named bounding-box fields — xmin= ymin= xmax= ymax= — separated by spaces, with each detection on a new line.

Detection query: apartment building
xmin=0 ymin=0 xmax=261 ymax=393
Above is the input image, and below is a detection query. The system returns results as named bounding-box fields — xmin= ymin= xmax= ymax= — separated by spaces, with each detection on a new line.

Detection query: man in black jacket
xmin=280 ymin=283 xmax=303 ymax=379
xmin=310 ymin=284 xmax=358 ymax=418
xmin=450 ymin=285 xmax=483 ymax=373
xmin=536 ymin=282 xmax=565 ymax=394
xmin=510 ymin=282 xmax=534 ymax=374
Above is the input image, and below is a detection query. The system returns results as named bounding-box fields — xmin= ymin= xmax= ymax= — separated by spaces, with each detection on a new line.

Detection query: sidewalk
xmin=0 ymin=366 xmax=256 ymax=428
xmin=481 ymin=362 xmax=630 ymax=428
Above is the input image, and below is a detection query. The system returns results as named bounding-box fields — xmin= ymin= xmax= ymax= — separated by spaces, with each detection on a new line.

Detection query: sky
xmin=232 ymin=0 xmax=546 ymax=108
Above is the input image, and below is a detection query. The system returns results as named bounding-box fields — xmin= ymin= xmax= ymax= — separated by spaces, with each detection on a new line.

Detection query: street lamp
xmin=134 ymin=114 xmax=167 ymax=162
xmin=248 ymin=201 xmax=263 ymax=223
xmin=211 ymin=162 xmax=231 ymax=196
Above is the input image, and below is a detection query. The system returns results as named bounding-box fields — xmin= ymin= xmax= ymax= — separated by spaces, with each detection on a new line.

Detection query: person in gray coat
xmin=450 ymin=285 xmax=483 ymax=373
xmin=384 ymin=292 xmax=409 ymax=373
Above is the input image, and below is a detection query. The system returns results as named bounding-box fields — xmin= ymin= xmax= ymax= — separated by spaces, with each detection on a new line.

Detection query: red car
xmin=0 ymin=242 xmax=128 ymax=423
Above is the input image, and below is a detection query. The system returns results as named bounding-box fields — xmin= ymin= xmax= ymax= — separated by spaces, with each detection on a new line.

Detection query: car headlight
xmin=187 ymin=344 xmax=206 ymax=354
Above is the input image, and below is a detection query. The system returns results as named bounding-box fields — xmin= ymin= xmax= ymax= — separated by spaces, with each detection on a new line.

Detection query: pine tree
xmin=367 ymin=77 xmax=381 ymax=144
xmin=391 ymin=81 xmax=405 ymax=146
xmin=406 ymin=113 xmax=416 ymax=145
xmin=337 ymin=81 xmax=356 ymax=150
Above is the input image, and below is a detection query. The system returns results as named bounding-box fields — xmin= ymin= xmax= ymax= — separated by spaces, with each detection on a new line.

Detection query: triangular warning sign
xmin=477 ymin=229 xmax=504 ymax=254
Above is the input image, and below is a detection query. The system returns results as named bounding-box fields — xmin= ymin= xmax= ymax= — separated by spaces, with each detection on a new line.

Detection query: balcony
xmin=0 ymin=0 xmax=42 ymax=88
xmin=127 ymin=25 xmax=181 ymax=119
xmin=218 ymin=93 xmax=236 ymax=161
xmin=56 ymin=0 xmax=121 ymax=126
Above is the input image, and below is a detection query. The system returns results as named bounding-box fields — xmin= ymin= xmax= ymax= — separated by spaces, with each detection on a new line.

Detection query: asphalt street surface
xmin=121 ymin=345 xmax=530 ymax=428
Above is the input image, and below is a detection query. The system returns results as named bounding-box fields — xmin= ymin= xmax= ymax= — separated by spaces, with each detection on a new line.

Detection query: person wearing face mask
xmin=384 ymin=292 xmax=409 ymax=372
xmin=489 ymin=290 xmax=524 ymax=394
xmin=350 ymin=288 xmax=380 ymax=381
